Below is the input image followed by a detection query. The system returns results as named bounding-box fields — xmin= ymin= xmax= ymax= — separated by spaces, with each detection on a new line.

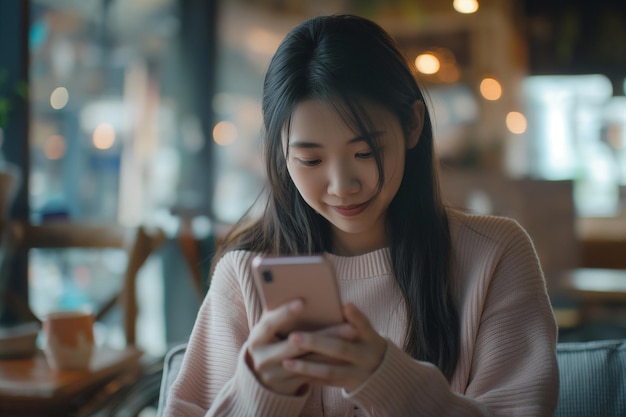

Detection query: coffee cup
xmin=43 ymin=310 xmax=95 ymax=371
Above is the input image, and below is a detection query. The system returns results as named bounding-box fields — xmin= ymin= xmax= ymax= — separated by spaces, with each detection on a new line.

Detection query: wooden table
xmin=0 ymin=346 xmax=142 ymax=416
xmin=559 ymin=268 xmax=626 ymax=326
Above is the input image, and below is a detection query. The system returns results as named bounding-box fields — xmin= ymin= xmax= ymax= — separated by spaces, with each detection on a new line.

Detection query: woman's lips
xmin=332 ymin=201 xmax=369 ymax=217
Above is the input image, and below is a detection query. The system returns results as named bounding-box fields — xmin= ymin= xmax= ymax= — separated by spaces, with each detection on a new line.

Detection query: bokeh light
xmin=454 ymin=0 xmax=479 ymax=14
xmin=44 ymin=134 xmax=66 ymax=160
xmin=415 ymin=53 xmax=440 ymax=75
xmin=506 ymin=111 xmax=527 ymax=134
xmin=92 ymin=123 xmax=116 ymax=150
xmin=480 ymin=77 xmax=502 ymax=101
xmin=213 ymin=121 xmax=238 ymax=146
xmin=50 ymin=87 xmax=69 ymax=110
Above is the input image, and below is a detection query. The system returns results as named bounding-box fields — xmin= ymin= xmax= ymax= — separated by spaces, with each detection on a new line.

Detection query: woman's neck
xmin=331 ymin=231 xmax=389 ymax=256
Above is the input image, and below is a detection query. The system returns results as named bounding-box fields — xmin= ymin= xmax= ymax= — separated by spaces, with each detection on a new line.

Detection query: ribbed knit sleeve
xmin=343 ymin=213 xmax=559 ymax=416
xmin=162 ymin=250 xmax=310 ymax=417
xmin=458 ymin=215 xmax=559 ymax=416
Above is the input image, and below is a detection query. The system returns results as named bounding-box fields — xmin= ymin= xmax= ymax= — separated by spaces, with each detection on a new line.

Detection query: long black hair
xmin=216 ymin=14 xmax=459 ymax=380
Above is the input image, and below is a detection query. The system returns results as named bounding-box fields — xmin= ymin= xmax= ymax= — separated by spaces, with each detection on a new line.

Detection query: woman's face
xmin=284 ymin=99 xmax=411 ymax=256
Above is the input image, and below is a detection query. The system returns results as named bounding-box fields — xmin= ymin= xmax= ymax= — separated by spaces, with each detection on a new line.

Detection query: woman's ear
xmin=407 ymin=100 xmax=425 ymax=149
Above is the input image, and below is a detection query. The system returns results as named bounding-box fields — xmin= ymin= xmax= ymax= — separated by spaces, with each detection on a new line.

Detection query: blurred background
xmin=0 ymin=0 xmax=625 ymax=360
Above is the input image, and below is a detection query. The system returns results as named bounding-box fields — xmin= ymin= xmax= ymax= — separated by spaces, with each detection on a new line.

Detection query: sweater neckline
xmin=324 ymin=248 xmax=392 ymax=280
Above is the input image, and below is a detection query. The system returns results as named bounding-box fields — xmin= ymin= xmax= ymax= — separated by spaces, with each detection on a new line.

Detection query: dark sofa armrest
xmin=157 ymin=343 xmax=188 ymax=417
xmin=554 ymin=339 xmax=626 ymax=417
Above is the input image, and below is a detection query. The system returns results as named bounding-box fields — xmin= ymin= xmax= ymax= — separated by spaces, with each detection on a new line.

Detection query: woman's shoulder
xmin=211 ymin=249 xmax=259 ymax=281
xmin=446 ymin=208 xmax=530 ymax=248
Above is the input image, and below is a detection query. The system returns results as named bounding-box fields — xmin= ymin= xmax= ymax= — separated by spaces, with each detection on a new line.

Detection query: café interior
xmin=0 ymin=0 xmax=625 ymax=415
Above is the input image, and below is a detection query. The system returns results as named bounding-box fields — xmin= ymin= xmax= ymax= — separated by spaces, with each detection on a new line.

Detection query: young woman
xmin=164 ymin=14 xmax=558 ymax=417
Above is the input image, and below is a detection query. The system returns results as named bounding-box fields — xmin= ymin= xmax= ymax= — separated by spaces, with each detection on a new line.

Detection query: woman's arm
xmin=162 ymin=251 xmax=311 ymax=417
xmin=343 ymin=218 xmax=559 ymax=416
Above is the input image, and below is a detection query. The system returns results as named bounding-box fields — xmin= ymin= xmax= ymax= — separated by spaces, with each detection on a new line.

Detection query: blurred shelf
xmin=577 ymin=216 xmax=626 ymax=270
xmin=15 ymin=222 xmax=128 ymax=249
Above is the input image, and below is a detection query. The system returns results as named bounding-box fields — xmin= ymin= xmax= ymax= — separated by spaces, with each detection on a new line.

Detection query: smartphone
xmin=251 ymin=254 xmax=344 ymax=333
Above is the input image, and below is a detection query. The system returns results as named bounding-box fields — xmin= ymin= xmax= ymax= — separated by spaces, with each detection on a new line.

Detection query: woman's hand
xmin=246 ymin=299 xmax=311 ymax=395
xmin=282 ymin=303 xmax=387 ymax=393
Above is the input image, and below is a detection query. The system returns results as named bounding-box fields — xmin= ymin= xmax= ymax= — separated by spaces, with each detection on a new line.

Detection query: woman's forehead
xmin=285 ymin=98 xmax=395 ymax=135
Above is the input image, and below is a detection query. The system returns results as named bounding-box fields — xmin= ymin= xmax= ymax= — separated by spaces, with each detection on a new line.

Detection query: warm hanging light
xmin=454 ymin=0 xmax=479 ymax=14
xmin=480 ymin=77 xmax=502 ymax=101
xmin=506 ymin=111 xmax=527 ymax=134
xmin=415 ymin=53 xmax=440 ymax=75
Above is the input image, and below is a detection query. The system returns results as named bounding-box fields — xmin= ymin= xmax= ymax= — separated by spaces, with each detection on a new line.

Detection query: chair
xmin=554 ymin=339 xmax=626 ymax=417
xmin=70 ymin=224 xmax=210 ymax=417
xmin=18 ymin=222 xmax=168 ymax=346
xmin=156 ymin=339 xmax=626 ymax=417
xmin=156 ymin=343 xmax=187 ymax=417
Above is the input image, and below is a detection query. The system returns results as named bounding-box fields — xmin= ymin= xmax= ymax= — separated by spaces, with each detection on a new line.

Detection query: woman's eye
xmin=296 ymin=158 xmax=321 ymax=167
xmin=356 ymin=151 xmax=374 ymax=159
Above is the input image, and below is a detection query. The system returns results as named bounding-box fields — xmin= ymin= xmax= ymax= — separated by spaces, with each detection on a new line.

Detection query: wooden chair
xmin=15 ymin=222 xmax=169 ymax=347
xmin=14 ymin=218 xmax=212 ymax=347
xmin=0 ymin=222 xmax=205 ymax=416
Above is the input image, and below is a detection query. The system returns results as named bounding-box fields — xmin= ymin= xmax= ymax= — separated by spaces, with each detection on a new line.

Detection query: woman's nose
xmin=327 ymin=162 xmax=361 ymax=197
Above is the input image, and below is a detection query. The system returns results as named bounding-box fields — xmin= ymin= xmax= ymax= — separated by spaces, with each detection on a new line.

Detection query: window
xmin=29 ymin=0 xmax=186 ymax=225
xmin=523 ymin=74 xmax=626 ymax=217
xmin=25 ymin=0 xmax=212 ymax=354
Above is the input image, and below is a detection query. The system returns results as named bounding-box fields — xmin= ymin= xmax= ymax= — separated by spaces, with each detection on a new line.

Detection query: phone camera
xmin=262 ymin=269 xmax=273 ymax=283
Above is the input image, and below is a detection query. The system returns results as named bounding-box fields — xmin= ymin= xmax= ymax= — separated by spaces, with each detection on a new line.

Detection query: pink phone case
xmin=251 ymin=254 xmax=344 ymax=332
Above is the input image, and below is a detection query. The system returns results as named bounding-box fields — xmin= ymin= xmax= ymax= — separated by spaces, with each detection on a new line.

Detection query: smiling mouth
xmin=332 ymin=201 xmax=370 ymax=217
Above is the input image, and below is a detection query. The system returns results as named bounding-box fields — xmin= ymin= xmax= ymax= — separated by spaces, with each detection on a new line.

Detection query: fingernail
xmin=340 ymin=325 xmax=357 ymax=337
xmin=289 ymin=299 xmax=303 ymax=312
xmin=290 ymin=332 xmax=303 ymax=344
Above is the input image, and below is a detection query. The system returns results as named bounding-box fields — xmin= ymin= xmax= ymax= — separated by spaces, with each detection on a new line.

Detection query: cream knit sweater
xmin=164 ymin=210 xmax=559 ymax=417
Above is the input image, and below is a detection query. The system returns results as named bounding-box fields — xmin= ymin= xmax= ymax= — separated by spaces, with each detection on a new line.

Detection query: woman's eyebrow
xmin=289 ymin=140 xmax=322 ymax=149
xmin=289 ymin=131 xmax=384 ymax=148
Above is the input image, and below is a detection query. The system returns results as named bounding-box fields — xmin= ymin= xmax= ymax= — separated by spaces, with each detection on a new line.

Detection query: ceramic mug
xmin=43 ymin=310 xmax=95 ymax=371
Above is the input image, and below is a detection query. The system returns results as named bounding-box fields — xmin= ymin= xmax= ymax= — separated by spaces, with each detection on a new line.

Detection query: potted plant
xmin=0 ymin=67 xmax=27 ymax=133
